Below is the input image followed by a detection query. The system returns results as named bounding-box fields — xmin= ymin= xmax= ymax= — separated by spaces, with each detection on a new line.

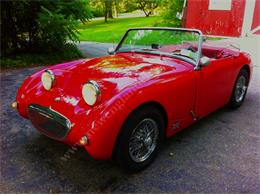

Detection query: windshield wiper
xmin=140 ymin=48 xmax=157 ymax=51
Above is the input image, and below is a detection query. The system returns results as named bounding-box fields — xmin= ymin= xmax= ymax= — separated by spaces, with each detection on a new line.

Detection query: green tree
xmin=89 ymin=0 xmax=113 ymax=22
xmin=103 ymin=0 xmax=114 ymax=22
xmin=89 ymin=0 xmax=139 ymax=22
xmin=135 ymin=0 xmax=161 ymax=17
xmin=89 ymin=0 xmax=104 ymax=17
xmin=161 ymin=0 xmax=184 ymax=26
xmin=120 ymin=0 xmax=138 ymax=13
xmin=0 ymin=0 xmax=92 ymax=56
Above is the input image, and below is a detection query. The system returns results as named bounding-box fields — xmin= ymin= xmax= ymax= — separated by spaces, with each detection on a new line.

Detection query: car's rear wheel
xmin=114 ymin=105 xmax=165 ymax=172
xmin=228 ymin=68 xmax=249 ymax=108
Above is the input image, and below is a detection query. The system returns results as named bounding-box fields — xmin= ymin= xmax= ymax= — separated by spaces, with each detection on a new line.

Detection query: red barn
xmin=183 ymin=0 xmax=260 ymax=37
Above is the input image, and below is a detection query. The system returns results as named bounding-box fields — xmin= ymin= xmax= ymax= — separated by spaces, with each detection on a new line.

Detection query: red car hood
xmin=49 ymin=53 xmax=191 ymax=95
xmin=18 ymin=52 xmax=193 ymax=120
xmin=22 ymin=53 xmax=192 ymax=108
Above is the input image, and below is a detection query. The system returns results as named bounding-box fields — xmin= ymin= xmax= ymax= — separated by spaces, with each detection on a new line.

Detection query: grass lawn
xmin=77 ymin=16 xmax=163 ymax=43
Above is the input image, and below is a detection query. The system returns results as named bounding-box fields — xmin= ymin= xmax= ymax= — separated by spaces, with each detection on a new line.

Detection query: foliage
xmin=1 ymin=0 xmax=92 ymax=57
xmin=1 ymin=43 xmax=82 ymax=69
xmin=89 ymin=0 xmax=137 ymax=18
xmin=120 ymin=0 xmax=138 ymax=13
xmin=77 ymin=16 xmax=161 ymax=42
xmin=89 ymin=0 xmax=160 ymax=21
xmin=90 ymin=0 xmax=113 ymax=22
xmin=160 ymin=0 xmax=184 ymax=26
xmin=103 ymin=0 xmax=114 ymax=21
xmin=135 ymin=0 xmax=162 ymax=17
xmin=90 ymin=0 xmax=105 ymax=17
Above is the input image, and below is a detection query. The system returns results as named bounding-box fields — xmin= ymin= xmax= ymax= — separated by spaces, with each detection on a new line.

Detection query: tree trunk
xmin=104 ymin=0 xmax=113 ymax=22
xmin=107 ymin=0 xmax=113 ymax=19
xmin=114 ymin=0 xmax=119 ymax=18
xmin=104 ymin=0 xmax=108 ymax=22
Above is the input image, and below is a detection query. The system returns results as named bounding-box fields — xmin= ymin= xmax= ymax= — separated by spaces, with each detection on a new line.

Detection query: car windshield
xmin=116 ymin=28 xmax=201 ymax=64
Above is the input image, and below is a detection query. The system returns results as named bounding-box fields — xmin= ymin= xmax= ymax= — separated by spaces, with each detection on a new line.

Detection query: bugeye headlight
xmin=82 ymin=80 xmax=101 ymax=106
xmin=41 ymin=70 xmax=55 ymax=91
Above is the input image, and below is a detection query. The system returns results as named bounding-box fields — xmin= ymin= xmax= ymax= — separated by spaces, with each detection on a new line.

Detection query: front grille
xmin=28 ymin=104 xmax=71 ymax=140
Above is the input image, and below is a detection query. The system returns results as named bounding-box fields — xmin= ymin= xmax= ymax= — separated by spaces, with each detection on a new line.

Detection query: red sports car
xmin=13 ymin=28 xmax=253 ymax=172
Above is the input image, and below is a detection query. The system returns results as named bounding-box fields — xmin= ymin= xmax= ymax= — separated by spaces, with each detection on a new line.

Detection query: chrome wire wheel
xmin=235 ymin=75 xmax=247 ymax=103
xmin=129 ymin=118 xmax=159 ymax=163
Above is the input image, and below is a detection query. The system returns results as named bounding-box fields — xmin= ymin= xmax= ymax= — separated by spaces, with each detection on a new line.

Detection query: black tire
xmin=228 ymin=68 xmax=249 ymax=108
xmin=114 ymin=105 xmax=165 ymax=173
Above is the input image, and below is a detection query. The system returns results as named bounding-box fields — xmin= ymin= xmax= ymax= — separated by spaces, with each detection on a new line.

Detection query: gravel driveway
xmin=0 ymin=41 xmax=259 ymax=193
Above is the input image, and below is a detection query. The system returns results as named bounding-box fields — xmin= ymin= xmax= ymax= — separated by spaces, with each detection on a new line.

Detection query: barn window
xmin=208 ymin=0 xmax=232 ymax=10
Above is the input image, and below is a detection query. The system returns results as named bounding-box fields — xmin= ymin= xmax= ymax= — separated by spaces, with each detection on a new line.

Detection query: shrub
xmin=160 ymin=0 xmax=184 ymax=27
xmin=0 ymin=43 xmax=82 ymax=69
xmin=1 ymin=0 xmax=92 ymax=57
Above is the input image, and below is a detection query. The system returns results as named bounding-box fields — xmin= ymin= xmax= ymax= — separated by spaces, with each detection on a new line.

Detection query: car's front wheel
xmin=228 ymin=68 xmax=249 ymax=108
xmin=114 ymin=105 xmax=165 ymax=172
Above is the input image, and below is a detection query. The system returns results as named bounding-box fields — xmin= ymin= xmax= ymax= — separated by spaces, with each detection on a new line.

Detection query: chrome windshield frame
xmin=115 ymin=27 xmax=203 ymax=70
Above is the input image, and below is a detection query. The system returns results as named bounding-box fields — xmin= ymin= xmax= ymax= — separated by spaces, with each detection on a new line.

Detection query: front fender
xmin=83 ymin=80 xmax=172 ymax=159
xmin=83 ymin=87 xmax=147 ymax=159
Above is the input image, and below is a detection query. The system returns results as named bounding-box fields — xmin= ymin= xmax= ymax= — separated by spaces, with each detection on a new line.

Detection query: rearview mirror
xmin=200 ymin=56 xmax=211 ymax=66
xmin=107 ymin=47 xmax=115 ymax=55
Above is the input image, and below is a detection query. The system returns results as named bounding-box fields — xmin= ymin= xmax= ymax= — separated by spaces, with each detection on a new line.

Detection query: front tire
xmin=114 ymin=106 xmax=165 ymax=172
xmin=228 ymin=68 xmax=249 ymax=108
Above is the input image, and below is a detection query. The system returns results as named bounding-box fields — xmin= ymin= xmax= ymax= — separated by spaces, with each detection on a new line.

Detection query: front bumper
xmin=27 ymin=104 xmax=71 ymax=140
xmin=15 ymin=97 xmax=127 ymax=160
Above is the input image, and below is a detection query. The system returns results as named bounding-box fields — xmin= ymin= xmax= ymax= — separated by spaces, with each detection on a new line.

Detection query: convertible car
xmin=13 ymin=28 xmax=253 ymax=172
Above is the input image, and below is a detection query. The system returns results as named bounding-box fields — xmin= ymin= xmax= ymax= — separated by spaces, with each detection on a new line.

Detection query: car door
xmin=195 ymin=56 xmax=235 ymax=118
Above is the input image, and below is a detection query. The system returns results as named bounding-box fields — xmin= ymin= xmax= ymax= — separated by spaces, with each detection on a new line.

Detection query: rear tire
xmin=228 ymin=68 xmax=249 ymax=108
xmin=114 ymin=106 xmax=165 ymax=173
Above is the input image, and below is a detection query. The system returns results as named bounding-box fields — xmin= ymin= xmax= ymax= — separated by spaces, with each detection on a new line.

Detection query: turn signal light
xmin=11 ymin=101 xmax=18 ymax=109
xmin=79 ymin=136 xmax=89 ymax=146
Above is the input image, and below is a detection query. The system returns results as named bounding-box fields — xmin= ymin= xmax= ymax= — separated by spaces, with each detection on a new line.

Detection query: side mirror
xmin=200 ymin=56 xmax=211 ymax=66
xmin=107 ymin=47 xmax=115 ymax=55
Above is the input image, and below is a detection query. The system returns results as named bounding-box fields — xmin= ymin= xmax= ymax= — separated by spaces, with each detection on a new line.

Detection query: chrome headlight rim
xmin=82 ymin=80 xmax=101 ymax=106
xmin=41 ymin=70 xmax=55 ymax=91
xmin=87 ymin=80 xmax=101 ymax=96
